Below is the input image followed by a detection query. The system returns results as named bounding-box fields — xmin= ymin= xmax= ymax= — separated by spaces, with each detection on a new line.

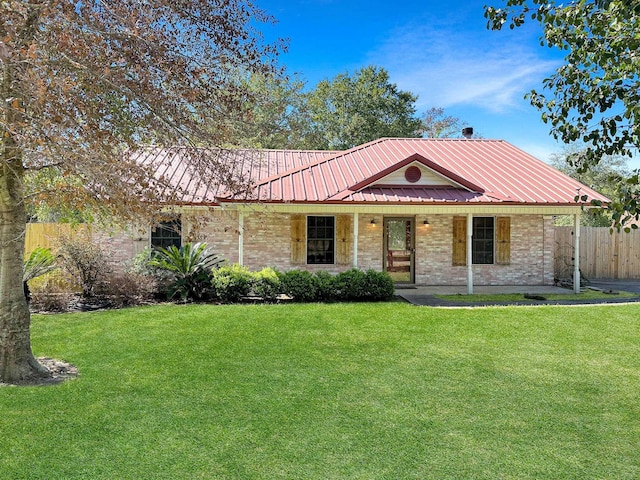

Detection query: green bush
xmin=211 ymin=264 xmax=253 ymax=303
xmin=148 ymin=242 xmax=222 ymax=301
xmin=333 ymin=268 xmax=395 ymax=301
xmin=314 ymin=271 xmax=337 ymax=302
xmin=252 ymin=267 xmax=281 ymax=302
xmin=334 ymin=268 xmax=367 ymax=301
xmin=280 ymin=270 xmax=318 ymax=302
xmin=363 ymin=269 xmax=395 ymax=301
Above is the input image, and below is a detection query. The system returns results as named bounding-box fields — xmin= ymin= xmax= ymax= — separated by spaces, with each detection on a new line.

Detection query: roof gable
xmin=345 ymin=153 xmax=484 ymax=194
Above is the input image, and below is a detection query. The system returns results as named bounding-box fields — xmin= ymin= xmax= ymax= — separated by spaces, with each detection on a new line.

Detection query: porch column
xmin=574 ymin=212 xmax=581 ymax=293
xmin=238 ymin=212 xmax=244 ymax=266
xmin=467 ymin=213 xmax=473 ymax=294
xmin=353 ymin=212 xmax=359 ymax=268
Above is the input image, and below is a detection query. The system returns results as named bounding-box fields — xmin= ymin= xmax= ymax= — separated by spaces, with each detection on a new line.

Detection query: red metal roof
xmin=134 ymin=138 xmax=610 ymax=206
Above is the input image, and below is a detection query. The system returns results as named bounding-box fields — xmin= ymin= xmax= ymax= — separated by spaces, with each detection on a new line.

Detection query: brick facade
xmin=98 ymin=210 xmax=555 ymax=286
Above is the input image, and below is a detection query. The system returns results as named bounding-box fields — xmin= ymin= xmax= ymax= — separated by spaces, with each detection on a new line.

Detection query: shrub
xmin=363 ymin=269 xmax=395 ymax=301
xmin=96 ymin=272 xmax=158 ymax=307
xmin=59 ymin=235 xmax=111 ymax=298
xmin=127 ymin=247 xmax=173 ymax=299
xmin=148 ymin=242 xmax=223 ymax=301
xmin=211 ymin=264 xmax=253 ymax=303
xmin=334 ymin=268 xmax=367 ymax=301
xmin=280 ymin=270 xmax=318 ymax=302
xmin=29 ymin=292 xmax=74 ymax=313
xmin=252 ymin=267 xmax=281 ymax=302
xmin=333 ymin=268 xmax=395 ymax=301
xmin=314 ymin=271 xmax=337 ymax=302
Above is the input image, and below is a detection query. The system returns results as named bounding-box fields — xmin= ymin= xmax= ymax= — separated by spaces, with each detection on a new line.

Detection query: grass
xmin=2 ymin=302 xmax=640 ymax=479
xmin=435 ymin=288 xmax=638 ymax=304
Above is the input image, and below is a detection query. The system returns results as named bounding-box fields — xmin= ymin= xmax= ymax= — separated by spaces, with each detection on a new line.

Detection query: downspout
xmin=574 ymin=212 xmax=581 ymax=293
xmin=467 ymin=213 xmax=473 ymax=294
xmin=353 ymin=212 xmax=359 ymax=268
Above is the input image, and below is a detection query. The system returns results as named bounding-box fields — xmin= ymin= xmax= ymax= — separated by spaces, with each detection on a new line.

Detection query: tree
xmin=550 ymin=145 xmax=629 ymax=226
xmin=305 ymin=66 xmax=422 ymax=150
xmin=484 ymin=0 xmax=640 ymax=228
xmin=419 ymin=107 xmax=464 ymax=138
xmin=0 ymin=1 xmax=280 ymax=384
xmin=223 ymin=73 xmax=314 ymax=149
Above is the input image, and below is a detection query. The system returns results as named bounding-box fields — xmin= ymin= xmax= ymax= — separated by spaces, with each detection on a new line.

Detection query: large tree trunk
xmin=0 ymin=6 xmax=49 ymax=384
xmin=0 ymin=144 xmax=50 ymax=385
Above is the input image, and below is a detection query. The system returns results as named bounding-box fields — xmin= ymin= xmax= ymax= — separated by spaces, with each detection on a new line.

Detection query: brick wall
xmin=94 ymin=210 xmax=554 ymax=286
xmin=185 ymin=210 xmax=240 ymax=264
xmin=414 ymin=214 xmax=553 ymax=286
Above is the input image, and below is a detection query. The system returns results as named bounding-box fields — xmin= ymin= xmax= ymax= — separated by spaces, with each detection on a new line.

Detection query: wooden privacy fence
xmin=555 ymin=226 xmax=640 ymax=279
xmin=24 ymin=223 xmax=91 ymax=257
xmin=24 ymin=223 xmax=92 ymax=292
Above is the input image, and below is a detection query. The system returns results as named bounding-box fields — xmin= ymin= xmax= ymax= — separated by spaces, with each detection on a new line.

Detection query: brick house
xmin=110 ymin=137 xmax=607 ymax=293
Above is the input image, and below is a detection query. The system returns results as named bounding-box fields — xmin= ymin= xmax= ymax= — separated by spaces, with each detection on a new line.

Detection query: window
xmin=307 ymin=216 xmax=334 ymax=264
xmin=151 ymin=218 xmax=182 ymax=250
xmin=472 ymin=217 xmax=494 ymax=264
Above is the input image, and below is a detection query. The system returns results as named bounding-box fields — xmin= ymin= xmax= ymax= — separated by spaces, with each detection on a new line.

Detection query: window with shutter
xmin=472 ymin=217 xmax=494 ymax=264
xmin=306 ymin=216 xmax=335 ymax=264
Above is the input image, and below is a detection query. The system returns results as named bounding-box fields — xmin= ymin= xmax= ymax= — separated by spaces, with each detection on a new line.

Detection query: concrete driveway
xmin=588 ymin=279 xmax=640 ymax=294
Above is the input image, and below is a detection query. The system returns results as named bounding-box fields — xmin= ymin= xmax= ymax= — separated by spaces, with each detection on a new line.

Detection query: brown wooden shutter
xmin=452 ymin=216 xmax=467 ymax=266
xmin=290 ymin=214 xmax=306 ymax=265
xmin=496 ymin=217 xmax=511 ymax=265
xmin=336 ymin=214 xmax=352 ymax=265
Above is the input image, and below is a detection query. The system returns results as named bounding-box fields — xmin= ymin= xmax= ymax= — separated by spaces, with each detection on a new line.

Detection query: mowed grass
xmin=2 ymin=303 xmax=639 ymax=479
xmin=436 ymin=289 xmax=639 ymax=303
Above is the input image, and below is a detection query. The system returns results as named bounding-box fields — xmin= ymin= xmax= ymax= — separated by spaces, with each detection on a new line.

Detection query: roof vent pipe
xmin=462 ymin=127 xmax=473 ymax=139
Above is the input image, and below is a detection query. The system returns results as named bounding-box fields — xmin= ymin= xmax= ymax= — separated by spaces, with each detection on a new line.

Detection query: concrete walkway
xmin=395 ymin=283 xmax=640 ymax=307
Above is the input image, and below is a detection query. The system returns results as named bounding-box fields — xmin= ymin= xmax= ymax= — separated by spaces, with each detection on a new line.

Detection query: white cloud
xmin=366 ymin=24 xmax=560 ymax=113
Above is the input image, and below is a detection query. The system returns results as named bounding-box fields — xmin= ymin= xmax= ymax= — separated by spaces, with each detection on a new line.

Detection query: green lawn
xmin=2 ymin=303 xmax=640 ymax=479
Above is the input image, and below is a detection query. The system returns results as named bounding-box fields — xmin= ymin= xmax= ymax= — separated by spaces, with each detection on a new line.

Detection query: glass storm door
xmin=384 ymin=218 xmax=415 ymax=283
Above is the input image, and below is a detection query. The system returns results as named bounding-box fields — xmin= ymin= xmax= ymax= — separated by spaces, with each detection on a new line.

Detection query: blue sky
xmin=256 ymin=0 xmax=638 ymax=169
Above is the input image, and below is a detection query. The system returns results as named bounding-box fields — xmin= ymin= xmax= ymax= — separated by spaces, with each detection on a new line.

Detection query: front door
xmin=384 ymin=218 xmax=415 ymax=284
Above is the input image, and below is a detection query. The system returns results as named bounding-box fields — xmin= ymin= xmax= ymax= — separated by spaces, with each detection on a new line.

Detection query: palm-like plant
xmin=23 ymin=247 xmax=57 ymax=282
xmin=149 ymin=242 xmax=222 ymax=301
xmin=23 ymin=247 xmax=58 ymax=301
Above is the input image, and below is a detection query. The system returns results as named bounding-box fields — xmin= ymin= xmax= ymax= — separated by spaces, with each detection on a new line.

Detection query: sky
xmin=255 ymin=0 xmax=639 ymax=169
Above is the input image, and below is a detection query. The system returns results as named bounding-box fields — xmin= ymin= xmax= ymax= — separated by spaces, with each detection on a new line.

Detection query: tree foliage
xmin=0 ymin=0 xmax=280 ymax=383
xmin=305 ymin=66 xmax=423 ymax=150
xmin=485 ymin=0 xmax=640 ymax=227
xmin=550 ymin=145 xmax=629 ymax=226
xmin=419 ymin=107 xmax=465 ymax=139
xmin=223 ymin=73 xmax=314 ymax=149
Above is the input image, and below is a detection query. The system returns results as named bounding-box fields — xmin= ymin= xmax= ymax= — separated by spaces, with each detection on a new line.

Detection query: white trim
xmin=574 ymin=213 xmax=581 ymax=293
xmin=238 ymin=212 xmax=244 ymax=266
xmin=353 ymin=212 xmax=359 ymax=268
xmin=227 ymin=203 xmax=587 ymax=216
xmin=467 ymin=213 xmax=473 ymax=294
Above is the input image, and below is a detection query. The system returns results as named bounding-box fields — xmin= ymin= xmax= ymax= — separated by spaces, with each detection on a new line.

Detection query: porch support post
xmin=238 ymin=212 xmax=244 ymax=266
xmin=467 ymin=213 xmax=473 ymax=294
xmin=573 ymin=212 xmax=581 ymax=293
xmin=353 ymin=212 xmax=359 ymax=268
